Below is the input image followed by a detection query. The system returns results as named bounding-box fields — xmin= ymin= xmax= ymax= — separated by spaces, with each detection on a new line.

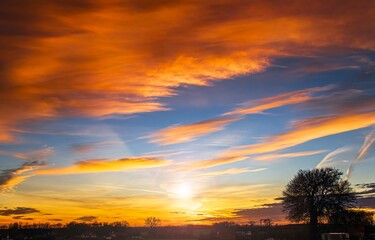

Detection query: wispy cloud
xmin=0 ymin=160 xmax=48 ymax=191
xmin=0 ymin=170 xmax=31 ymax=192
xmin=356 ymin=183 xmax=375 ymax=196
xmin=37 ymin=157 xmax=170 ymax=175
xmin=83 ymin=184 xmax=168 ymax=195
xmin=0 ymin=147 xmax=54 ymax=191
xmin=317 ymin=128 xmax=375 ymax=179
xmin=198 ymin=168 xmax=266 ymax=177
xmin=184 ymin=112 xmax=375 ymax=170
xmin=220 ymin=113 xmax=375 ymax=158
xmin=345 ymin=129 xmax=375 ymax=180
xmin=71 ymin=141 xmax=122 ymax=153
xmin=302 ymin=89 xmax=375 ymax=115
xmin=0 ymin=147 xmax=54 ymax=161
xmin=224 ymin=85 xmax=334 ymax=116
xmin=316 ymin=147 xmax=352 ymax=169
xmin=254 ymin=150 xmax=326 ymax=161
xmin=201 ymin=184 xmax=272 ymax=199
xmin=148 ymin=85 xmax=334 ymax=145
xmin=178 ymin=156 xmax=248 ymax=171
xmin=146 ymin=116 xmax=242 ymax=145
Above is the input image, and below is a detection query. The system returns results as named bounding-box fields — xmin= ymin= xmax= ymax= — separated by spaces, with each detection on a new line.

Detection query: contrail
xmin=345 ymin=128 xmax=375 ymax=181
xmin=316 ymin=147 xmax=351 ymax=169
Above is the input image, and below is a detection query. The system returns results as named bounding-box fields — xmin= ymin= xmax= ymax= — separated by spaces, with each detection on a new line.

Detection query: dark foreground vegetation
xmin=0 ymin=221 xmax=374 ymax=240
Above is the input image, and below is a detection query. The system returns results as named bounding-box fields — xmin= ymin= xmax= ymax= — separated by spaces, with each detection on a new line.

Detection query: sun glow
xmin=174 ymin=183 xmax=193 ymax=199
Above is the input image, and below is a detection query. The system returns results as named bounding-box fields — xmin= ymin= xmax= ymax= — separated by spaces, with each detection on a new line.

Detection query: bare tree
xmin=144 ymin=217 xmax=160 ymax=228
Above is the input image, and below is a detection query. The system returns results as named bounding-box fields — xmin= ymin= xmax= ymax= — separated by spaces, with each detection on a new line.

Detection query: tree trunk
xmin=310 ymin=209 xmax=318 ymax=240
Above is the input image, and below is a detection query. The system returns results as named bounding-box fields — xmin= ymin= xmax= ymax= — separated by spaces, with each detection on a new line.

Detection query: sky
xmin=0 ymin=0 xmax=375 ymax=226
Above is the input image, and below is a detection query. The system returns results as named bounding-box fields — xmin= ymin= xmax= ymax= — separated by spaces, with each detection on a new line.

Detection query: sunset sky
xmin=0 ymin=0 xmax=375 ymax=226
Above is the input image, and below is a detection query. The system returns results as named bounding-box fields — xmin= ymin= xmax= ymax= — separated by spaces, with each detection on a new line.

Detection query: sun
xmin=174 ymin=183 xmax=193 ymax=199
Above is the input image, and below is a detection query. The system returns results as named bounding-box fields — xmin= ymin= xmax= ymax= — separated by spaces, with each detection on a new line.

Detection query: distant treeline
xmin=1 ymin=221 xmax=130 ymax=229
xmin=0 ymin=222 xmax=375 ymax=240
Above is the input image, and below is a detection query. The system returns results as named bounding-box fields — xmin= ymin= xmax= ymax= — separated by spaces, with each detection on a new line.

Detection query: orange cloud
xmin=253 ymin=150 xmax=326 ymax=161
xmin=221 ymin=112 xmax=375 ymax=157
xmin=37 ymin=157 xmax=170 ymax=175
xmin=1 ymin=1 xmax=374 ymax=142
xmin=0 ymin=165 xmax=38 ymax=192
xmin=148 ymin=85 xmax=333 ymax=145
xmin=0 ymin=175 xmax=30 ymax=192
xmin=147 ymin=116 xmax=242 ymax=145
xmin=224 ymin=85 xmax=335 ymax=116
xmin=184 ymin=112 xmax=375 ymax=170
xmin=0 ymin=147 xmax=54 ymax=191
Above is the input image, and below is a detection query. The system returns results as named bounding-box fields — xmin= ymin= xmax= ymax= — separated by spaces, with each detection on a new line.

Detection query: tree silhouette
xmin=329 ymin=209 xmax=373 ymax=225
xmin=144 ymin=217 xmax=161 ymax=228
xmin=212 ymin=221 xmax=238 ymax=229
xmin=282 ymin=168 xmax=356 ymax=240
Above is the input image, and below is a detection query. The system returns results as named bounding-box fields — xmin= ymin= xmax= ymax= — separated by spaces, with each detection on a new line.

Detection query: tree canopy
xmin=282 ymin=168 xmax=356 ymax=240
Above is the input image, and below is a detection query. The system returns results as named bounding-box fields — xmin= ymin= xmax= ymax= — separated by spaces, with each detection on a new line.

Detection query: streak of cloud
xmin=201 ymin=184 xmax=271 ymax=198
xmin=178 ymin=156 xmax=248 ymax=171
xmin=254 ymin=150 xmax=326 ymax=161
xmin=0 ymin=147 xmax=54 ymax=161
xmin=183 ymin=112 xmax=375 ymax=170
xmin=198 ymin=168 xmax=266 ymax=177
xmin=71 ymin=141 xmax=122 ymax=153
xmin=148 ymin=86 xmax=334 ymax=145
xmin=220 ymin=113 xmax=375 ymax=158
xmin=84 ymin=184 xmax=168 ymax=195
xmin=0 ymin=161 xmax=47 ymax=191
xmin=224 ymin=85 xmax=334 ymax=116
xmin=345 ymin=129 xmax=375 ymax=180
xmin=316 ymin=147 xmax=352 ymax=169
xmin=147 ymin=116 xmax=242 ymax=145
xmin=37 ymin=157 xmax=170 ymax=175
xmin=356 ymin=183 xmax=375 ymax=195
xmin=0 ymin=173 xmax=31 ymax=192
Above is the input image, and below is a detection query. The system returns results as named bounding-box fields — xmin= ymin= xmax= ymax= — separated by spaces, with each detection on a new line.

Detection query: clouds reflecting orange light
xmin=0 ymin=0 xmax=374 ymax=226
xmin=1 ymin=0 xmax=375 ymax=142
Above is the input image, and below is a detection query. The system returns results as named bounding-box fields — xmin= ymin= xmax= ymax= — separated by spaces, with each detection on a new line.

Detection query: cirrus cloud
xmin=182 ymin=112 xmax=375 ymax=170
xmin=198 ymin=167 xmax=267 ymax=177
xmin=254 ymin=150 xmax=326 ymax=162
xmin=148 ymin=85 xmax=335 ymax=145
xmin=1 ymin=0 xmax=375 ymax=142
xmin=146 ymin=116 xmax=242 ymax=145
xmin=37 ymin=157 xmax=170 ymax=175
